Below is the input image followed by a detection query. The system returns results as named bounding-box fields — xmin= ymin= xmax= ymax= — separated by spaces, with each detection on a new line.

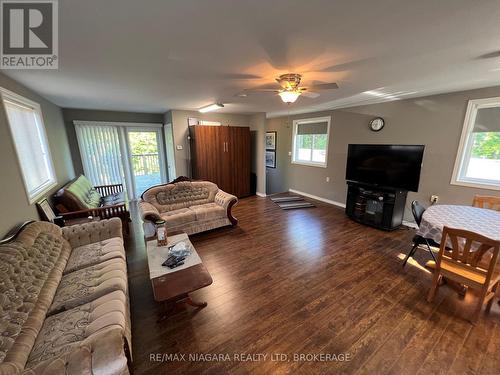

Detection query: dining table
xmin=416 ymin=204 xmax=500 ymax=245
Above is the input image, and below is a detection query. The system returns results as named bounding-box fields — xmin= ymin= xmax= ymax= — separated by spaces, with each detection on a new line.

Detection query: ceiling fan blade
xmin=301 ymin=91 xmax=320 ymax=98
xmin=307 ymin=82 xmax=339 ymax=91
xmin=218 ymin=73 xmax=262 ymax=80
xmin=243 ymin=88 xmax=279 ymax=92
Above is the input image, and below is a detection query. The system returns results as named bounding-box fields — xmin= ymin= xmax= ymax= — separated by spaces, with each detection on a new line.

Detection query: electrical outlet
xmin=326 ymin=177 xmax=330 ymax=182
xmin=430 ymin=195 xmax=439 ymax=204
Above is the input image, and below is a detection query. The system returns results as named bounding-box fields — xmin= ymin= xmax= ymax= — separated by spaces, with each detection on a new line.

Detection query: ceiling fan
xmin=240 ymin=73 xmax=339 ymax=104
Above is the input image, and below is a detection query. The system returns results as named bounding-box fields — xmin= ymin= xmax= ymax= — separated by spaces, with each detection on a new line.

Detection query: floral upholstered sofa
xmin=138 ymin=177 xmax=238 ymax=236
xmin=0 ymin=218 xmax=131 ymax=375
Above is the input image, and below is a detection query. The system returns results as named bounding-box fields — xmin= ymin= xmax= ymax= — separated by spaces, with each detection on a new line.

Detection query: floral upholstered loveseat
xmin=0 ymin=218 xmax=131 ymax=375
xmin=138 ymin=177 xmax=238 ymax=236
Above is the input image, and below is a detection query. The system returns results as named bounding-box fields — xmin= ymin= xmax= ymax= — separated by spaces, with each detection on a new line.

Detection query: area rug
xmin=270 ymin=195 xmax=316 ymax=210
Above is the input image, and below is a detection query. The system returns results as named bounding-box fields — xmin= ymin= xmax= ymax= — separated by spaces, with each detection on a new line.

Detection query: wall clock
xmin=369 ymin=117 xmax=385 ymax=132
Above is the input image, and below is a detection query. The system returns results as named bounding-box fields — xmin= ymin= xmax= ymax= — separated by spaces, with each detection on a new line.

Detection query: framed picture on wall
xmin=265 ymin=131 xmax=277 ymax=150
xmin=36 ymin=198 xmax=56 ymax=222
xmin=266 ymin=150 xmax=276 ymax=168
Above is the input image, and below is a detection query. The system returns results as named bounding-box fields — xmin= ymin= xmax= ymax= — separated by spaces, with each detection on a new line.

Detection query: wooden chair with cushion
xmin=472 ymin=195 xmax=500 ymax=211
xmin=54 ymin=175 xmax=131 ymax=233
xmin=427 ymin=226 xmax=500 ymax=322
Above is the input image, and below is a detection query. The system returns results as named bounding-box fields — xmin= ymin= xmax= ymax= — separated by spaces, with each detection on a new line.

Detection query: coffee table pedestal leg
xmin=157 ymin=293 xmax=207 ymax=322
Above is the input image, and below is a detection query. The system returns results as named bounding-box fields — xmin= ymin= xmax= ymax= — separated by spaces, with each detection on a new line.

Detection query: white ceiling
xmin=4 ymin=0 xmax=500 ymax=117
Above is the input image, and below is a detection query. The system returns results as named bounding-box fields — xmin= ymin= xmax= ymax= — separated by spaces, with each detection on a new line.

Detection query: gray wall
xmin=0 ymin=73 xmax=75 ymax=236
xmin=62 ymin=108 xmax=164 ymax=175
xmin=168 ymin=110 xmax=266 ymax=193
xmin=267 ymin=85 xmax=500 ymax=221
xmin=249 ymin=113 xmax=266 ymax=195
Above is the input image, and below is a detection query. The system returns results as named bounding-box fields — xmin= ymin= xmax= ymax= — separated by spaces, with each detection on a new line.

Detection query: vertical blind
xmin=75 ymin=123 xmax=125 ymax=186
xmin=296 ymin=121 xmax=329 ymax=135
xmin=4 ymin=99 xmax=56 ymax=199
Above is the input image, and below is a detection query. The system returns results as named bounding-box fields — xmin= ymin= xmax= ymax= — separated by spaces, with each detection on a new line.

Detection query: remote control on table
xmin=168 ymin=261 xmax=184 ymax=269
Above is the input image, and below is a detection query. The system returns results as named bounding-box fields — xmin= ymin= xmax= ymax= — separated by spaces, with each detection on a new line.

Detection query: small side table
xmin=146 ymin=233 xmax=213 ymax=321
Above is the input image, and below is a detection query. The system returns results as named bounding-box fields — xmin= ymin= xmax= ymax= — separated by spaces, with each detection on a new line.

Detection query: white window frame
xmin=291 ymin=116 xmax=331 ymax=168
xmin=1 ymin=87 xmax=57 ymax=203
xmin=451 ymin=97 xmax=500 ymax=191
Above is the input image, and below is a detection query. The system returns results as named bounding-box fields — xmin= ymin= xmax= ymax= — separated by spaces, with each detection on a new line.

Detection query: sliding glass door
xmin=126 ymin=128 xmax=167 ymax=198
xmin=75 ymin=121 xmax=171 ymax=200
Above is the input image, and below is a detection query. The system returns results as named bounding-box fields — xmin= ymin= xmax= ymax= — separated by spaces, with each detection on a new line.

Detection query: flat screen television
xmin=346 ymin=144 xmax=425 ymax=192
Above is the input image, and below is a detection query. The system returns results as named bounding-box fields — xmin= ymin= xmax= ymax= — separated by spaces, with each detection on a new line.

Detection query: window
xmin=452 ymin=97 xmax=500 ymax=190
xmin=1 ymin=88 xmax=57 ymax=203
xmin=292 ymin=116 xmax=331 ymax=167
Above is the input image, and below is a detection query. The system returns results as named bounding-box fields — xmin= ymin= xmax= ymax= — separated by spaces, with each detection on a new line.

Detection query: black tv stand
xmin=345 ymin=182 xmax=408 ymax=231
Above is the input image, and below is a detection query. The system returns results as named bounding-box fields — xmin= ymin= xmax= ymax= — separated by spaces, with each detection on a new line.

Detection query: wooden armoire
xmin=189 ymin=125 xmax=251 ymax=198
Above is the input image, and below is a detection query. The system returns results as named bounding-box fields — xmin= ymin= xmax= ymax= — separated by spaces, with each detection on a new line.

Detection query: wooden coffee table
xmin=146 ymin=232 xmax=213 ymax=321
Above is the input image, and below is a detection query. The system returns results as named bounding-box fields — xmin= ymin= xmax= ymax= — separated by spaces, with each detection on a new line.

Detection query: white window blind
xmin=2 ymin=91 xmax=57 ymax=202
xmin=75 ymin=123 xmax=125 ymax=186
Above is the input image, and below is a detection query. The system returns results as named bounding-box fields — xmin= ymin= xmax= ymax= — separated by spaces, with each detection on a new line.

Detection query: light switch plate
xmin=176 ymin=145 xmax=183 ymax=150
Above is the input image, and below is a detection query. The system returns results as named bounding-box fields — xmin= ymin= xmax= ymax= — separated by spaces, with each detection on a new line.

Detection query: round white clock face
xmin=370 ymin=118 xmax=384 ymax=131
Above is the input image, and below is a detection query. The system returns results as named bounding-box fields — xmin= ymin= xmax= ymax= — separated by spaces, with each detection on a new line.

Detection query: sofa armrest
xmin=62 ymin=218 xmax=123 ymax=248
xmin=23 ymin=327 xmax=130 ymax=375
xmin=138 ymin=201 xmax=162 ymax=222
xmin=94 ymin=183 xmax=124 ymax=196
xmin=215 ymin=190 xmax=237 ymax=209
xmin=215 ymin=190 xmax=238 ymax=226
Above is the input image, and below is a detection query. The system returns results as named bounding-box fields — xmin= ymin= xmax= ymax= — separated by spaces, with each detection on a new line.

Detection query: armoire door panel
xmin=228 ymin=127 xmax=250 ymax=197
xmin=216 ymin=126 xmax=230 ymax=192
xmin=190 ymin=126 xmax=220 ymax=185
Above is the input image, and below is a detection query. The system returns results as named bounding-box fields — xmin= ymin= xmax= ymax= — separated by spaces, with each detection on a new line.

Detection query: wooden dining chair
xmin=472 ymin=195 xmax=500 ymax=211
xmin=427 ymin=227 xmax=500 ymax=322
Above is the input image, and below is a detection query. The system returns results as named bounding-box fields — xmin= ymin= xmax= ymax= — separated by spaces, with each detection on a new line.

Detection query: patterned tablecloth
xmin=416 ymin=205 xmax=500 ymax=245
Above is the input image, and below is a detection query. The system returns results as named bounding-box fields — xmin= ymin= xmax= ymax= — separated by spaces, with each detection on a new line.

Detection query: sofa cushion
xmin=26 ymin=291 xmax=128 ymax=368
xmin=64 ymin=237 xmax=125 ymax=274
xmin=22 ymin=327 xmax=129 ymax=375
xmin=160 ymin=208 xmax=197 ymax=228
xmin=0 ymin=222 xmax=70 ymax=372
xmin=49 ymin=258 xmax=128 ymax=315
xmin=189 ymin=203 xmax=226 ymax=221
xmin=66 ymin=175 xmax=101 ymax=209
xmin=102 ymin=191 xmax=126 ymax=206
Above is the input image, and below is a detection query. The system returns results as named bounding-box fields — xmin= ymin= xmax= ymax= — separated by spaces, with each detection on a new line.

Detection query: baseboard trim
xmin=288 ymin=188 xmax=346 ymax=208
xmin=255 ymin=192 xmax=267 ymax=197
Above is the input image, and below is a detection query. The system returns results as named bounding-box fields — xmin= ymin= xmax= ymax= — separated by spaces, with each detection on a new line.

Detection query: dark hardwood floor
xmin=126 ymin=196 xmax=500 ymax=375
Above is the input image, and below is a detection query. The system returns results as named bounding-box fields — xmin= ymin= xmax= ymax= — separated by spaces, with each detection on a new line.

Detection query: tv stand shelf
xmin=345 ymin=182 xmax=408 ymax=231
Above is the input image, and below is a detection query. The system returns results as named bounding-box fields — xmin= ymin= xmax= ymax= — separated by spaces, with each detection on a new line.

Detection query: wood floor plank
xmin=477 ymin=320 xmax=500 ymax=375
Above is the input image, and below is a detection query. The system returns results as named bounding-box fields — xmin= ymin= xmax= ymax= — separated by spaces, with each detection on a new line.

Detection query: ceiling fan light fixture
xmin=279 ymin=90 xmax=300 ymax=104
xmin=199 ymin=103 xmax=224 ymax=113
